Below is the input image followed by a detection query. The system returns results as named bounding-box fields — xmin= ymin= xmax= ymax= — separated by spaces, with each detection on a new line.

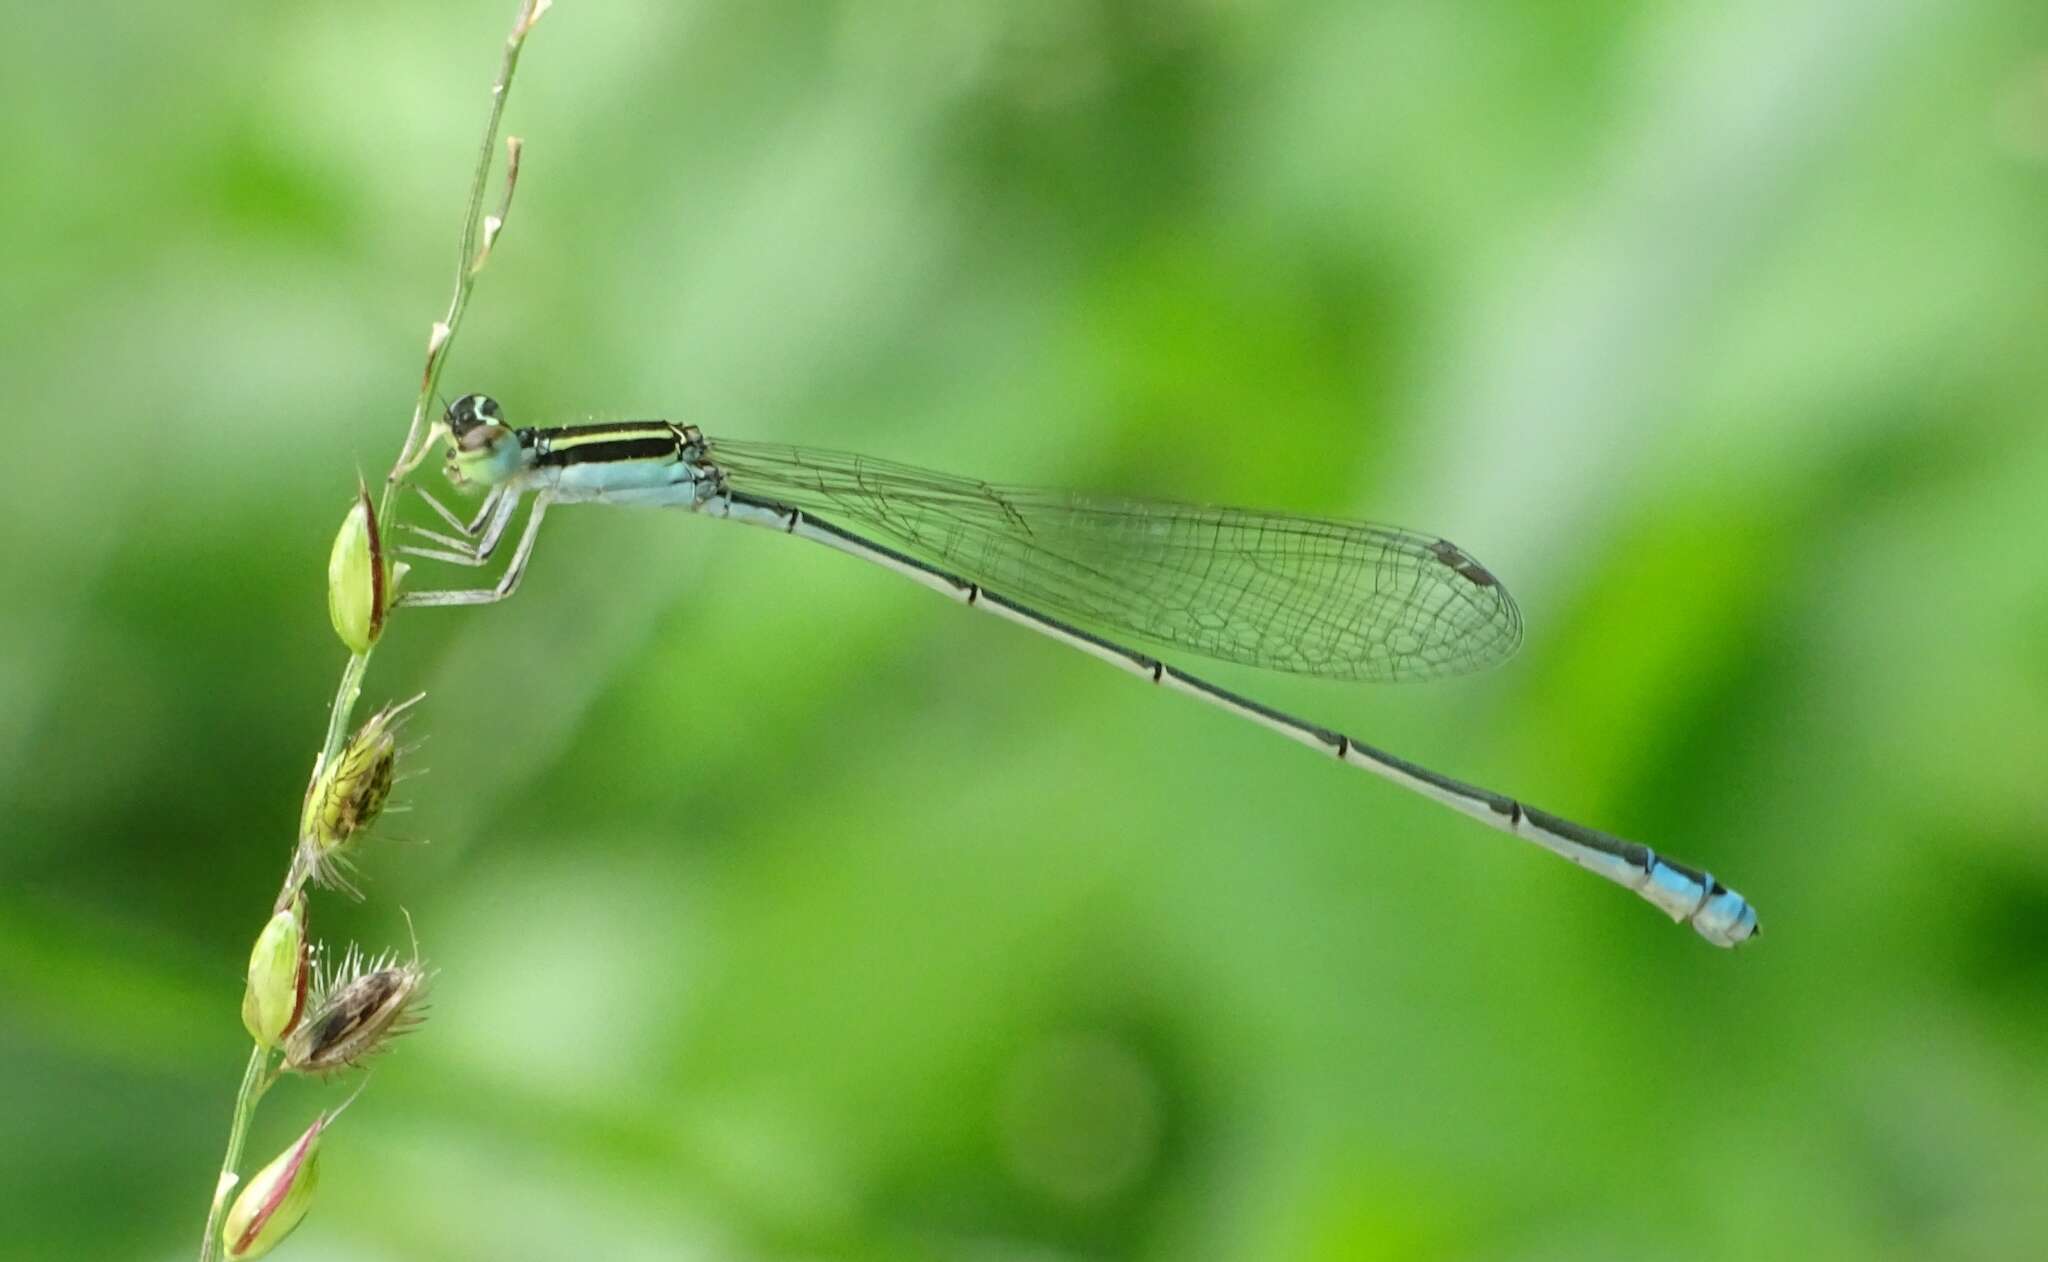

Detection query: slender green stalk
xmin=193 ymin=3 xmax=551 ymax=1258
xmin=317 ymin=654 xmax=369 ymax=797
xmin=196 ymin=1047 xmax=275 ymax=1261
xmin=386 ymin=0 xmax=546 ymax=506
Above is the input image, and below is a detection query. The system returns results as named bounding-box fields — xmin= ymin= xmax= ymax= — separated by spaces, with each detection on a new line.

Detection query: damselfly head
xmin=446 ymin=393 xmax=504 ymax=438
xmin=442 ymin=393 xmax=523 ymax=488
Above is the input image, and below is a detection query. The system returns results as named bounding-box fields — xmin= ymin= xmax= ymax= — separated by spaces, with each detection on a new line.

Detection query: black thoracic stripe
xmin=533 ymin=432 xmax=684 ymax=468
xmin=534 ymin=421 xmax=679 ymax=438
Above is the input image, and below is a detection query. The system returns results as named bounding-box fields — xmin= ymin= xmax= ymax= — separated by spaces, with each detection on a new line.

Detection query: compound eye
xmin=446 ymin=393 xmax=505 ymax=438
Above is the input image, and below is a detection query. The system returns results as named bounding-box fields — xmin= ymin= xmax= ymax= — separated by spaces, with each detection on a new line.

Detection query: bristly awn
xmin=397 ymin=394 xmax=1759 ymax=946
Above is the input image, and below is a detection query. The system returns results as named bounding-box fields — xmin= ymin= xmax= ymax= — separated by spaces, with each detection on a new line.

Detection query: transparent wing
xmin=707 ymin=439 xmax=1523 ymax=682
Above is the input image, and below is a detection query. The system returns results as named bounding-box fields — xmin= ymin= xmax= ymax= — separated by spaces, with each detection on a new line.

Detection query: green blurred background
xmin=4 ymin=1 xmax=2046 ymax=1258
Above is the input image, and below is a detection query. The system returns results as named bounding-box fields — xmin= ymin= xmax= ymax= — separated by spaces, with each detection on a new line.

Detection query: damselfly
xmin=398 ymin=395 xmax=1758 ymax=946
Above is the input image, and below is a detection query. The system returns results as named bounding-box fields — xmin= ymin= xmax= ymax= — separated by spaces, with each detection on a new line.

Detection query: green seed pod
xmin=240 ymin=895 xmax=308 ymax=1048
xmin=326 ymin=481 xmax=387 ymax=653
xmin=297 ymin=697 xmax=419 ymax=889
xmin=284 ymin=948 xmax=431 ymax=1075
xmin=222 ymin=1112 xmax=329 ymax=1259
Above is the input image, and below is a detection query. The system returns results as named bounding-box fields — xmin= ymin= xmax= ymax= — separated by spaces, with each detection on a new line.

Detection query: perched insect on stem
xmin=396 ymin=394 xmax=1759 ymax=947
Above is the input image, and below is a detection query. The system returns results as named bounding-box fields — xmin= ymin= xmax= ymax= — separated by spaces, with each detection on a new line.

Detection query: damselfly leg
xmin=418 ymin=484 xmax=505 ymax=538
xmin=395 ymin=492 xmax=551 ymax=607
xmin=399 ymin=486 xmax=521 ymax=566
